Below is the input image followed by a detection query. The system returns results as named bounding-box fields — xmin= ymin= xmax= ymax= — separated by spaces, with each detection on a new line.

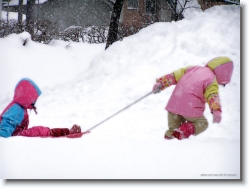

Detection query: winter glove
xmin=152 ymin=82 xmax=162 ymax=94
xmin=213 ymin=111 xmax=222 ymax=123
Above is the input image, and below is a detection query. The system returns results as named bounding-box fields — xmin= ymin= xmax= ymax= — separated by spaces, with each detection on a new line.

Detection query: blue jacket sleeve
xmin=0 ymin=104 xmax=25 ymax=138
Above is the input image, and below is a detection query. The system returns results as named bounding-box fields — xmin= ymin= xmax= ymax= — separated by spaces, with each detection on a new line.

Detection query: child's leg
xmin=18 ymin=125 xmax=81 ymax=137
xmin=170 ymin=116 xmax=208 ymax=140
xmin=50 ymin=128 xmax=69 ymax=137
xmin=183 ymin=116 xmax=208 ymax=135
xmin=165 ymin=112 xmax=185 ymax=138
xmin=18 ymin=126 xmax=51 ymax=137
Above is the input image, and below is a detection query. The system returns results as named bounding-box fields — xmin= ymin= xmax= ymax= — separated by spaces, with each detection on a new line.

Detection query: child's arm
xmin=155 ymin=66 xmax=192 ymax=90
xmin=0 ymin=104 xmax=24 ymax=138
xmin=207 ymin=94 xmax=221 ymax=112
xmin=204 ymin=79 xmax=222 ymax=123
xmin=205 ymin=78 xmax=222 ymax=123
xmin=156 ymin=73 xmax=177 ymax=90
xmin=204 ymin=79 xmax=221 ymax=112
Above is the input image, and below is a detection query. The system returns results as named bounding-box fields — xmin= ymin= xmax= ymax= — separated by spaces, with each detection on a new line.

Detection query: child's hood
xmin=205 ymin=56 xmax=234 ymax=85
xmin=13 ymin=78 xmax=42 ymax=109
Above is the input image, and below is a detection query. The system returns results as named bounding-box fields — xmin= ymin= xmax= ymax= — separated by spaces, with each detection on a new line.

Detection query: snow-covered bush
xmin=33 ymin=20 xmax=59 ymax=44
xmin=81 ymin=26 xmax=108 ymax=44
xmin=59 ymin=25 xmax=108 ymax=44
xmin=59 ymin=26 xmax=82 ymax=42
xmin=0 ymin=19 xmax=25 ymax=38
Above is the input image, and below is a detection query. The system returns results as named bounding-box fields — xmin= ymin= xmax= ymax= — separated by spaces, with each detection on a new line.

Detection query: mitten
xmin=152 ymin=82 xmax=162 ymax=94
xmin=213 ymin=111 xmax=222 ymax=123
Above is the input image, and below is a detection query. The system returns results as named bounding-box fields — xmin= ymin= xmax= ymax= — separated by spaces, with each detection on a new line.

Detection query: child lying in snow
xmin=152 ymin=57 xmax=234 ymax=140
xmin=0 ymin=78 xmax=81 ymax=138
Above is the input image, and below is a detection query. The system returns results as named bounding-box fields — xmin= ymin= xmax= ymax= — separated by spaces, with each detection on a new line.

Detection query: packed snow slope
xmin=0 ymin=5 xmax=241 ymax=180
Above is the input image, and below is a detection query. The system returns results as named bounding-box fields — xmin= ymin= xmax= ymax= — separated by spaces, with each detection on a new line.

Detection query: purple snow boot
xmin=69 ymin=124 xmax=81 ymax=134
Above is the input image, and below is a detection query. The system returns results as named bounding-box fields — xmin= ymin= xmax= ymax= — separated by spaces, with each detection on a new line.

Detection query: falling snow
xmin=0 ymin=3 xmax=242 ymax=184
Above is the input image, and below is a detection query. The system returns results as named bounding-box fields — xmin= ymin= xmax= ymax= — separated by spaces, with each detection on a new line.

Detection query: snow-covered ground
xmin=0 ymin=2 xmax=245 ymax=187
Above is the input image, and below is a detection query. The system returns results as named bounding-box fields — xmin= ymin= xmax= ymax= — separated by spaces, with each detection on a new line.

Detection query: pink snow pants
xmin=17 ymin=126 xmax=51 ymax=137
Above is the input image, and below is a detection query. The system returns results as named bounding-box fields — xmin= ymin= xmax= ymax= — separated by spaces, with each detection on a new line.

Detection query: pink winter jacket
xmin=157 ymin=57 xmax=234 ymax=118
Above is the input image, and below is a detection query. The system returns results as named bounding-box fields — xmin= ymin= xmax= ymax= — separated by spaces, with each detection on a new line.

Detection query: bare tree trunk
xmin=172 ymin=0 xmax=178 ymax=21
xmin=18 ymin=0 xmax=23 ymax=24
xmin=7 ymin=0 xmax=9 ymax=23
xmin=105 ymin=0 xmax=124 ymax=50
xmin=0 ymin=0 xmax=2 ymax=20
xmin=27 ymin=0 xmax=35 ymax=38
